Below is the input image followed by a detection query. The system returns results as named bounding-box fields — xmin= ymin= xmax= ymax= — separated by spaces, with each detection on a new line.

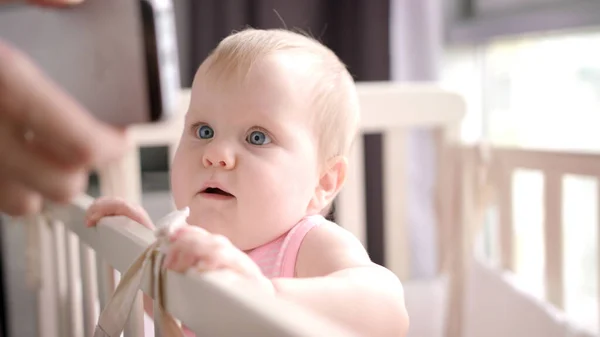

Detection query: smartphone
xmin=0 ymin=0 xmax=181 ymax=126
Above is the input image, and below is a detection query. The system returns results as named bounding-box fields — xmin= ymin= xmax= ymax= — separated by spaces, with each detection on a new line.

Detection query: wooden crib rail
xmin=356 ymin=82 xmax=465 ymax=132
xmin=42 ymin=195 xmax=355 ymax=337
xmin=336 ymin=82 xmax=465 ymax=282
xmin=462 ymin=145 xmax=600 ymax=334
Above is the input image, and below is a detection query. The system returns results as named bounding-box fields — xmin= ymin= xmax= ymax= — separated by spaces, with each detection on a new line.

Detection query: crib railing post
xmin=80 ymin=242 xmax=100 ymax=337
xmin=435 ymin=131 xmax=452 ymax=278
xmin=337 ymin=134 xmax=367 ymax=246
xmin=433 ymin=122 xmax=467 ymax=337
xmin=36 ymin=216 xmax=59 ymax=337
xmin=445 ymin=142 xmax=484 ymax=337
xmin=544 ymin=171 xmax=564 ymax=309
xmin=497 ymin=158 xmax=515 ymax=272
xmin=597 ymin=182 xmax=600 ymax=334
xmin=51 ymin=219 xmax=71 ymax=336
xmin=97 ymin=141 xmax=145 ymax=337
xmin=65 ymin=230 xmax=84 ymax=337
xmin=382 ymin=130 xmax=409 ymax=281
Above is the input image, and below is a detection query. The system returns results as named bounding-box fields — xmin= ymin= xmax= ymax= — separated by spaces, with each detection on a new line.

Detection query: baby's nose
xmin=201 ymin=147 xmax=235 ymax=169
xmin=203 ymin=158 xmax=228 ymax=167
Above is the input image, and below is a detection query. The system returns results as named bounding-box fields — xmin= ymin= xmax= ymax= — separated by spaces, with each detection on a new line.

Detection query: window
xmin=442 ymin=27 xmax=600 ymax=333
xmin=484 ymin=29 xmax=600 ymax=152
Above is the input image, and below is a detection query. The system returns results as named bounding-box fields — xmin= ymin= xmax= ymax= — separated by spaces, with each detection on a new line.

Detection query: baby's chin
xmin=184 ymin=212 xmax=267 ymax=251
xmin=186 ymin=211 xmax=234 ymax=233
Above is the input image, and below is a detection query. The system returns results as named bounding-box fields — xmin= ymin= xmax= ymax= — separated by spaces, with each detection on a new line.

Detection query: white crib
xmin=7 ymin=82 xmax=598 ymax=337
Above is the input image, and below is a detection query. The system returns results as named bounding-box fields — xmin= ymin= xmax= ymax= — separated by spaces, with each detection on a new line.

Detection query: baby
xmin=86 ymin=28 xmax=408 ymax=337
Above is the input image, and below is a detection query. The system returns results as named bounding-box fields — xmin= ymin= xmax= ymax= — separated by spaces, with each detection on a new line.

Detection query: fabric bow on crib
xmin=93 ymin=207 xmax=191 ymax=337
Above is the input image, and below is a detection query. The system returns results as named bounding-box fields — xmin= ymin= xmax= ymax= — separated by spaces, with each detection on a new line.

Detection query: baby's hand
xmin=164 ymin=226 xmax=275 ymax=294
xmin=85 ymin=196 xmax=155 ymax=230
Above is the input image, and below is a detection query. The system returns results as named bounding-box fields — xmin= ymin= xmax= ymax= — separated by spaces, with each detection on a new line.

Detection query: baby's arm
xmin=271 ymin=223 xmax=409 ymax=337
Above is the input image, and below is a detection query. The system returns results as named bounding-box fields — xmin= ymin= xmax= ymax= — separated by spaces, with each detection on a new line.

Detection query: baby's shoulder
xmin=295 ymin=217 xmax=373 ymax=278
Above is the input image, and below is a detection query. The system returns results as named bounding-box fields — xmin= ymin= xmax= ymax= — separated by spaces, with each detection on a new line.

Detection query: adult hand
xmin=0 ymin=0 xmax=128 ymax=216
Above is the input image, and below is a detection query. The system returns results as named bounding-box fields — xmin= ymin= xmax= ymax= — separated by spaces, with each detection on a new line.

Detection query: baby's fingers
xmin=167 ymin=229 xmax=263 ymax=279
xmin=86 ymin=197 xmax=154 ymax=229
xmin=163 ymin=228 xmax=213 ymax=272
xmin=206 ymin=244 xmax=262 ymax=277
xmin=164 ymin=244 xmax=201 ymax=273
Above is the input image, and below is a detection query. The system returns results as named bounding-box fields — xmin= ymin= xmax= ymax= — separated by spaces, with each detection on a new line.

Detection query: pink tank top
xmin=182 ymin=216 xmax=322 ymax=337
xmin=246 ymin=215 xmax=323 ymax=278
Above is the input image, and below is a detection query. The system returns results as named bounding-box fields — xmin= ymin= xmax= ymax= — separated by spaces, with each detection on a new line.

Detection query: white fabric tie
xmin=93 ymin=207 xmax=190 ymax=337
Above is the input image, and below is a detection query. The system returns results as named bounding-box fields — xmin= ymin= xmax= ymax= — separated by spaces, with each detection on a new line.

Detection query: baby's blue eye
xmin=196 ymin=125 xmax=214 ymax=139
xmin=247 ymin=130 xmax=271 ymax=145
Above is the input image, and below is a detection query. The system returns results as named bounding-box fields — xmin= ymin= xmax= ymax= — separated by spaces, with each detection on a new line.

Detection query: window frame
xmin=445 ymin=0 xmax=600 ymax=44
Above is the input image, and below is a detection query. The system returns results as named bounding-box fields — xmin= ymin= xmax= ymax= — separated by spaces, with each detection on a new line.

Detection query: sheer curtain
xmin=390 ymin=0 xmax=445 ymax=278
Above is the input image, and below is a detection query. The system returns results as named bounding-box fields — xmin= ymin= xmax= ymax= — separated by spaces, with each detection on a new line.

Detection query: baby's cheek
xmin=273 ymin=166 xmax=314 ymax=211
xmin=169 ymin=164 xmax=189 ymax=210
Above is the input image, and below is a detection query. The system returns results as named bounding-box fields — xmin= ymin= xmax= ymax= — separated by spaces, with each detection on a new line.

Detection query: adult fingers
xmin=0 ymin=177 xmax=43 ymax=216
xmin=0 ymin=120 xmax=88 ymax=203
xmin=0 ymin=40 xmax=127 ymax=169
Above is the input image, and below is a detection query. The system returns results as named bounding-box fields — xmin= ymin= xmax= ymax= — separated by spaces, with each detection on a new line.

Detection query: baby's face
xmin=170 ymin=54 xmax=323 ymax=251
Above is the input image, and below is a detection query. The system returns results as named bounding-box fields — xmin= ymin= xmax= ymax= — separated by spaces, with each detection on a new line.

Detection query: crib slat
xmin=435 ymin=132 xmax=454 ymax=274
xmin=597 ymin=181 xmax=600 ymax=334
xmin=98 ymin=146 xmax=143 ymax=207
xmin=80 ymin=243 xmax=100 ymax=337
xmin=96 ymin=260 xmax=117 ymax=310
xmin=435 ymin=126 xmax=463 ymax=278
xmin=65 ymin=231 xmax=84 ymax=337
xmin=25 ymin=216 xmax=42 ymax=289
xmin=498 ymin=166 xmax=514 ymax=271
xmin=443 ymin=149 xmax=472 ymax=337
xmin=97 ymin=162 xmax=125 ymax=311
xmin=37 ymin=217 xmax=60 ymax=337
xmin=544 ymin=172 xmax=564 ymax=309
xmin=50 ymin=220 xmax=70 ymax=337
xmin=382 ymin=130 xmax=410 ymax=280
xmin=337 ymin=134 xmax=367 ymax=246
xmin=98 ymin=145 xmax=146 ymax=337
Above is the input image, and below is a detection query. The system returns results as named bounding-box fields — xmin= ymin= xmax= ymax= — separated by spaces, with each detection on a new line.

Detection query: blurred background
xmin=2 ymin=0 xmax=600 ymax=336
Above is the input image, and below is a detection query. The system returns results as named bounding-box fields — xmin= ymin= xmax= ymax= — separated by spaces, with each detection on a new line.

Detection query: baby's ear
xmin=315 ymin=156 xmax=348 ymax=209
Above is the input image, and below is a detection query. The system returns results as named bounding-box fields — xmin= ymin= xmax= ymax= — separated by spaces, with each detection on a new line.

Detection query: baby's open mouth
xmin=201 ymin=187 xmax=234 ymax=197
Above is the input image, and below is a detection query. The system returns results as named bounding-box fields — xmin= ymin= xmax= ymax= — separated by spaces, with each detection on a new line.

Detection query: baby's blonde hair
xmin=202 ymin=28 xmax=360 ymax=163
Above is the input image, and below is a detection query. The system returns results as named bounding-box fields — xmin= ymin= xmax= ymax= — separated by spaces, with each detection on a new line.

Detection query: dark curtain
xmin=0 ymin=227 xmax=4 ymax=337
xmin=175 ymin=0 xmax=391 ymax=265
